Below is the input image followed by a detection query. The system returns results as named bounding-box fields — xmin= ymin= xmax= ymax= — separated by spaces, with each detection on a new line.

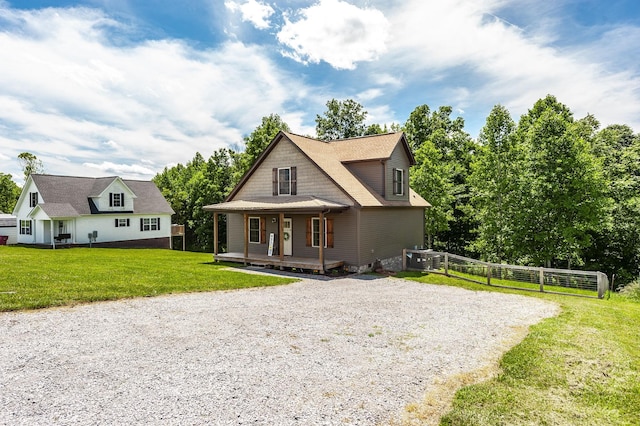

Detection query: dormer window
xmin=393 ymin=168 xmax=404 ymax=196
xmin=272 ymin=167 xmax=297 ymax=196
xmin=110 ymin=192 xmax=124 ymax=207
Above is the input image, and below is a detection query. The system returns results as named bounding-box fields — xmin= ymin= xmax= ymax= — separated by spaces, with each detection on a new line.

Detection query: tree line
xmin=2 ymin=96 xmax=638 ymax=284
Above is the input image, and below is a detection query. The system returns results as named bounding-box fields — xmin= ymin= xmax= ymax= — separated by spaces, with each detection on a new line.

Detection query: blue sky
xmin=1 ymin=0 xmax=639 ymax=185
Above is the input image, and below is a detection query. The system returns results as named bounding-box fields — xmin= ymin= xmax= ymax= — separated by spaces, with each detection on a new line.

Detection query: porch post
xmin=279 ymin=212 xmax=284 ymax=263
xmin=243 ymin=213 xmax=249 ymax=265
xmin=318 ymin=211 xmax=325 ymax=274
xmin=213 ymin=213 xmax=219 ymax=256
xmin=51 ymin=219 xmax=55 ymax=250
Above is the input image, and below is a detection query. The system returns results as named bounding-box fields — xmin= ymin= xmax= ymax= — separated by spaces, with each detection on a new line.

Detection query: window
xmin=306 ymin=217 xmax=334 ymax=248
xmin=393 ymin=168 xmax=404 ymax=196
xmin=249 ymin=217 xmax=261 ymax=243
xmin=20 ymin=220 xmax=32 ymax=235
xmin=29 ymin=192 xmax=38 ymax=207
xmin=272 ymin=167 xmax=297 ymax=196
xmin=110 ymin=192 xmax=124 ymax=207
xmin=140 ymin=217 xmax=160 ymax=231
xmin=278 ymin=168 xmax=291 ymax=195
xmin=115 ymin=218 xmax=130 ymax=228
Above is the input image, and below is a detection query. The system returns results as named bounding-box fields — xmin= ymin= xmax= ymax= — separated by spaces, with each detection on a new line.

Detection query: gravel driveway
xmin=0 ymin=273 xmax=557 ymax=425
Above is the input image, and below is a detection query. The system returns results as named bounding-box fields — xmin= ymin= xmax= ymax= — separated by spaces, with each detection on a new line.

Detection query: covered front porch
xmin=204 ymin=196 xmax=350 ymax=274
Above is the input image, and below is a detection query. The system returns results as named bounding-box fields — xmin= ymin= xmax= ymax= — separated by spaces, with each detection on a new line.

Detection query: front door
xmin=283 ymin=218 xmax=292 ymax=256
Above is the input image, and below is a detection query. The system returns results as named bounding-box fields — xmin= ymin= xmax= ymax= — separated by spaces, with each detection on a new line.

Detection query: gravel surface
xmin=0 ymin=274 xmax=558 ymax=425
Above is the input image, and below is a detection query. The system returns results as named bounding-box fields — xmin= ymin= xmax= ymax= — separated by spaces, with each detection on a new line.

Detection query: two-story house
xmin=203 ymin=131 xmax=430 ymax=273
xmin=13 ymin=174 xmax=174 ymax=248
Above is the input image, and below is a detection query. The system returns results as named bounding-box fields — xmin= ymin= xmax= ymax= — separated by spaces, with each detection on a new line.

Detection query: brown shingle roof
xmin=30 ymin=174 xmax=173 ymax=216
xmin=282 ymin=132 xmax=429 ymax=208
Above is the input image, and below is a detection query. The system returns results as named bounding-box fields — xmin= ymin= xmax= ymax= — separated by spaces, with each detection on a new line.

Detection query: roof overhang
xmin=203 ymin=196 xmax=351 ymax=214
xmin=29 ymin=203 xmax=81 ymax=220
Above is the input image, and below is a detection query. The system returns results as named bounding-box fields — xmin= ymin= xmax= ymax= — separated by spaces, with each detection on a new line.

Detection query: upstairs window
xmin=29 ymin=192 xmax=38 ymax=207
xmin=393 ymin=168 xmax=404 ymax=196
xmin=110 ymin=192 xmax=124 ymax=207
xmin=272 ymin=167 xmax=297 ymax=196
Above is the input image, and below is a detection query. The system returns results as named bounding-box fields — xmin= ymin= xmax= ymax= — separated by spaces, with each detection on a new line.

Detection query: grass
xmin=0 ymin=246 xmax=296 ymax=311
xmin=396 ymin=271 xmax=640 ymax=426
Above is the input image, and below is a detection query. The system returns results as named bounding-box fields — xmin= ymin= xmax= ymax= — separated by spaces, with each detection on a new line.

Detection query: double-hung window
xmin=115 ymin=218 xmax=130 ymax=227
xmin=249 ymin=217 xmax=261 ymax=243
xmin=278 ymin=168 xmax=291 ymax=195
xmin=393 ymin=168 xmax=404 ymax=196
xmin=110 ymin=192 xmax=124 ymax=207
xmin=141 ymin=217 xmax=160 ymax=231
xmin=20 ymin=220 xmax=32 ymax=235
xmin=29 ymin=192 xmax=38 ymax=207
xmin=272 ymin=167 xmax=297 ymax=196
xmin=307 ymin=217 xmax=334 ymax=248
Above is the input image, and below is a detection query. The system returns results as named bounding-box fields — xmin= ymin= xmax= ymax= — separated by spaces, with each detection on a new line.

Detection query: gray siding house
xmin=204 ymin=131 xmax=430 ymax=272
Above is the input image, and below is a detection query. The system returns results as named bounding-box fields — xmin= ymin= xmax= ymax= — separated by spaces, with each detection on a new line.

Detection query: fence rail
xmin=403 ymin=250 xmax=608 ymax=299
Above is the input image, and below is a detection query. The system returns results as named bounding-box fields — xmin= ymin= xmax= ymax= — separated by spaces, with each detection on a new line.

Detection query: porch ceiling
xmin=203 ymin=196 xmax=350 ymax=214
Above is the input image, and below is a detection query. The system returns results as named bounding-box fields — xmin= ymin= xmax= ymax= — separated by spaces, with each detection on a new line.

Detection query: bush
xmin=618 ymin=280 xmax=640 ymax=302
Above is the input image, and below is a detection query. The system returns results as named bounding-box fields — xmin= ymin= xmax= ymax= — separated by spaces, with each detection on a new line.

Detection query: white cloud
xmin=83 ymin=161 xmax=157 ymax=178
xmin=277 ymin=0 xmax=389 ymax=70
xmin=225 ymin=0 xmax=275 ymax=30
xmin=381 ymin=0 xmax=640 ymax=130
xmin=357 ymin=88 xmax=383 ymax=102
xmin=0 ymin=6 xmax=308 ymax=180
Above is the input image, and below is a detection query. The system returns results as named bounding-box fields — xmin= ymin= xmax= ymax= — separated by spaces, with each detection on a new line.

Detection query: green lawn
xmin=0 ymin=246 xmax=296 ymax=311
xmin=397 ymin=272 xmax=640 ymax=426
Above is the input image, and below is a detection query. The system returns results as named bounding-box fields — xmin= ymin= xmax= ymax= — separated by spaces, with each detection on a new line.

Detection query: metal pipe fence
xmin=403 ymin=249 xmax=608 ymax=299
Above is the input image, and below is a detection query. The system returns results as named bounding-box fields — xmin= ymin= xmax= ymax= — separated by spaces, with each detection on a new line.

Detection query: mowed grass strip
xmin=397 ymin=272 xmax=640 ymax=426
xmin=0 ymin=246 xmax=296 ymax=311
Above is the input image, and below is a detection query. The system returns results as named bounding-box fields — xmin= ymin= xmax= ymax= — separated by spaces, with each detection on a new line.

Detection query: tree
xmin=585 ymin=125 xmax=640 ymax=283
xmin=18 ymin=152 xmax=44 ymax=181
xmin=315 ymin=99 xmax=368 ymax=140
xmin=468 ymin=105 xmax=519 ymax=262
xmin=154 ymin=150 xmax=233 ymax=252
xmin=511 ymin=95 xmax=610 ymax=267
xmin=410 ymin=141 xmax=455 ymax=248
xmin=404 ymin=104 xmax=477 ymax=254
xmin=0 ymin=173 xmax=20 ymax=213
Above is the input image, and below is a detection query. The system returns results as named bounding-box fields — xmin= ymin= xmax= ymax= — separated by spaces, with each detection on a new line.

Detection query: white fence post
xmin=539 ymin=267 xmax=545 ymax=293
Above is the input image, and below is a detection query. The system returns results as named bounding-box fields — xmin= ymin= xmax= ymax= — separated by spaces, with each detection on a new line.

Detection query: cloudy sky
xmin=1 ymin=0 xmax=639 ymax=184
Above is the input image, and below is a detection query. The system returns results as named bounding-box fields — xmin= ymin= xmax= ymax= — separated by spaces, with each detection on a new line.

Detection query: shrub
xmin=618 ymin=280 xmax=640 ymax=302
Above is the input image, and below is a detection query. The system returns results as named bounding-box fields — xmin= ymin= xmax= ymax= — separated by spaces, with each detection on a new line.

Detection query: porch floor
xmin=214 ymin=252 xmax=344 ymax=272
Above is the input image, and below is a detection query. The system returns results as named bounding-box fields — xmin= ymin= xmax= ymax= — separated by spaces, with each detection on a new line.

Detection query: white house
xmin=13 ymin=174 xmax=174 ymax=248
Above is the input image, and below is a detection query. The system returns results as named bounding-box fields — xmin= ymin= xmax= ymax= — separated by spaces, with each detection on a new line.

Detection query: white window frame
xmin=20 ymin=220 xmax=32 ymax=235
xmin=394 ymin=168 xmax=404 ymax=196
xmin=29 ymin=192 xmax=38 ymax=207
xmin=311 ymin=217 xmax=328 ymax=248
xmin=142 ymin=217 xmax=159 ymax=231
xmin=117 ymin=218 xmax=129 ymax=227
xmin=249 ymin=217 xmax=261 ymax=243
xmin=112 ymin=193 xmax=123 ymax=207
xmin=278 ymin=167 xmax=291 ymax=195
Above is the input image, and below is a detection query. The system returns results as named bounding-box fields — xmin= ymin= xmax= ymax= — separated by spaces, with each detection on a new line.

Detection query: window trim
xmin=140 ymin=217 xmax=160 ymax=231
xmin=249 ymin=216 xmax=261 ymax=244
xmin=20 ymin=220 xmax=32 ymax=235
xmin=311 ymin=217 xmax=327 ymax=248
xmin=272 ymin=166 xmax=297 ymax=196
xmin=278 ymin=167 xmax=291 ymax=195
xmin=29 ymin=192 xmax=38 ymax=208
xmin=115 ymin=218 xmax=130 ymax=228
xmin=393 ymin=168 xmax=404 ymax=196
